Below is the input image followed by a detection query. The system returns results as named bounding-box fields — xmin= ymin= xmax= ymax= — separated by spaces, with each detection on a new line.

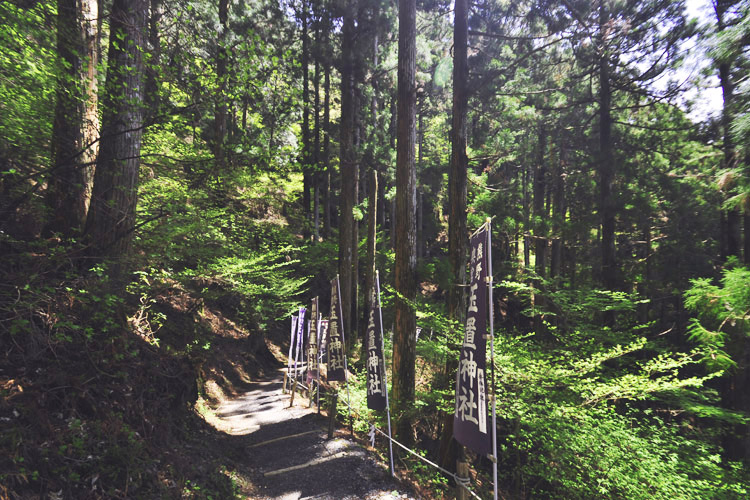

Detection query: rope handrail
xmin=338 ymin=398 xmax=485 ymax=500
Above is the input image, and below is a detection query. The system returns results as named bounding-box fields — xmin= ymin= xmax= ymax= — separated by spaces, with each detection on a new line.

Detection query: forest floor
xmin=199 ymin=369 xmax=418 ymax=500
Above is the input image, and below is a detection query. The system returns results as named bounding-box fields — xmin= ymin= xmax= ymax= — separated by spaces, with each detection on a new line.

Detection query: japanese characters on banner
xmin=287 ymin=315 xmax=298 ymax=377
xmin=319 ymin=320 xmax=328 ymax=359
xmin=307 ymin=298 xmax=320 ymax=384
xmin=366 ymin=280 xmax=387 ymax=410
xmin=453 ymin=225 xmax=491 ymax=455
xmin=294 ymin=307 xmax=306 ymax=378
xmin=327 ymin=277 xmax=347 ymax=381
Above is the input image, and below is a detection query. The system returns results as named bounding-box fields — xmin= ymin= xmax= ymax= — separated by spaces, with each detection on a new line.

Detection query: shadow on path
xmin=207 ymin=370 xmax=418 ymax=500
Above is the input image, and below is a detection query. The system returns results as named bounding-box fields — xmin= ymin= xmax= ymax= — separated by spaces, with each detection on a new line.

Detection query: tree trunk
xmin=438 ymin=0 xmax=468 ymax=470
xmin=417 ymin=111 xmax=424 ymax=260
xmin=214 ymin=0 xmax=229 ymax=187
xmin=323 ymin=27 xmax=331 ymax=239
xmin=534 ymin=126 xmax=547 ymax=278
xmin=86 ymin=0 xmax=147 ymax=261
xmin=361 ymin=25 xmax=380 ymax=355
xmin=313 ymin=8 xmax=321 ymax=244
xmin=352 ymin=89 xmax=361 ymax=352
xmin=362 ymin=170 xmax=378 ymax=363
xmin=523 ymin=162 xmax=530 ymax=269
xmin=81 ymin=0 xmax=98 ymax=209
xmin=145 ymin=0 xmax=162 ymax=123
xmin=716 ymin=1 xmax=741 ymax=261
xmin=339 ymin=0 xmax=357 ymax=348
xmin=392 ymin=0 xmax=417 ymax=447
xmin=302 ymin=0 xmax=311 ymax=238
xmin=550 ymin=142 xmax=565 ymax=279
xmin=47 ymin=0 xmax=90 ymax=237
xmin=599 ymin=3 xmax=616 ymax=295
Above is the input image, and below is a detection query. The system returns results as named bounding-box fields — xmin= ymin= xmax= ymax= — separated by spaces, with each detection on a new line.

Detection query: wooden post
xmin=327 ymin=389 xmax=339 ymax=439
xmin=456 ymin=459 xmax=469 ymax=500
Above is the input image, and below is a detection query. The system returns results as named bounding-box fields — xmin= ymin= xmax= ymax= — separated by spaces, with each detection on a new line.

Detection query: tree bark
xmin=145 ymin=0 xmax=162 ymax=123
xmin=598 ymin=2 xmax=616 ymax=294
xmin=361 ymin=25 xmax=380 ymax=357
xmin=339 ymin=0 xmax=357 ymax=348
xmin=438 ymin=0 xmax=468 ymax=470
xmin=47 ymin=0 xmax=92 ymax=237
xmin=323 ymin=13 xmax=332 ymax=239
xmin=534 ymin=126 xmax=547 ymax=278
xmin=523 ymin=162 xmax=530 ymax=269
xmin=86 ymin=0 xmax=147 ymax=261
xmin=302 ymin=0 xmax=311 ymax=238
xmin=81 ymin=0 xmax=98 ymax=208
xmin=313 ymin=6 xmax=321 ymax=244
xmin=362 ymin=170 xmax=378 ymax=363
xmin=352 ymin=88 xmax=361 ymax=352
xmin=392 ymin=0 xmax=417 ymax=447
xmin=214 ymin=0 xmax=229 ymax=186
xmin=550 ymin=142 xmax=565 ymax=279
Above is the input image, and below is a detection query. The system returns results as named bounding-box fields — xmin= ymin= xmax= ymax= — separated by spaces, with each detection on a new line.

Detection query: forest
xmin=1 ymin=0 xmax=749 ymax=498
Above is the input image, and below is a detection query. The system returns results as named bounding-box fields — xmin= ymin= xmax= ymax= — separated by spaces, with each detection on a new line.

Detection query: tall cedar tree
xmin=302 ymin=0 xmax=312 ymax=236
xmin=47 ymin=0 xmax=97 ymax=236
xmin=362 ymin=15 xmax=380 ymax=364
xmin=339 ymin=0 xmax=357 ymax=346
xmin=716 ymin=0 xmax=743 ymax=261
xmin=439 ymin=0 xmax=469 ymax=471
xmin=86 ymin=0 xmax=147 ymax=260
xmin=392 ymin=0 xmax=417 ymax=446
xmin=214 ymin=0 xmax=229 ymax=187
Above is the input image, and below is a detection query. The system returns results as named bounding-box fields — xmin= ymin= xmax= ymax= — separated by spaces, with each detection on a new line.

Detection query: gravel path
xmin=213 ymin=371 xmax=419 ymax=500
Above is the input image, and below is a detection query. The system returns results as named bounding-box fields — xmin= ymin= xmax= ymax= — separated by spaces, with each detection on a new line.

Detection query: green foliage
xmin=685 ymin=266 xmax=750 ymax=371
xmin=493 ymin=327 xmax=745 ymax=499
xmin=0 ymin=1 xmax=56 ymax=165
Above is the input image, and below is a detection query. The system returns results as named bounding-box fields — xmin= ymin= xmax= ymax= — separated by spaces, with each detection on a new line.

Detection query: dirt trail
xmin=208 ymin=370 xmax=418 ymax=500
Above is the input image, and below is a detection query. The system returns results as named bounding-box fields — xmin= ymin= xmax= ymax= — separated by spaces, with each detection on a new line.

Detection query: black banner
xmin=327 ymin=276 xmax=347 ymax=382
xmin=366 ymin=275 xmax=387 ymax=410
xmin=307 ymin=297 xmax=319 ymax=384
xmin=453 ymin=225 xmax=490 ymax=455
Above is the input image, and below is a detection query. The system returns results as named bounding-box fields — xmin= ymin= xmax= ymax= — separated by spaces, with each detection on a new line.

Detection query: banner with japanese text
xmin=295 ymin=307 xmax=306 ymax=378
xmin=327 ymin=277 xmax=347 ymax=381
xmin=319 ymin=320 xmax=328 ymax=359
xmin=453 ymin=225 xmax=491 ymax=455
xmin=366 ymin=276 xmax=387 ymax=410
xmin=307 ymin=298 xmax=320 ymax=383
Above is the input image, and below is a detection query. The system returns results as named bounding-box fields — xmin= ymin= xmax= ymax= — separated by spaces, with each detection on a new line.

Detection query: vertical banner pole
xmin=376 ymin=271 xmax=396 ymax=477
xmin=486 ymin=218 xmax=498 ymax=500
xmin=337 ymin=275 xmax=353 ymax=436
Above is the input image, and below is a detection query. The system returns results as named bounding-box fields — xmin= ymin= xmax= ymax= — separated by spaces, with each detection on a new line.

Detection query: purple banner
xmin=307 ymin=298 xmax=320 ymax=383
xmin=366 ymin=275 xmax=387 ymax=411
xmin=327 ymin=276 xmax=347 ymax=382
xmin=453 ymin=225 xmax=491 ymax=455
